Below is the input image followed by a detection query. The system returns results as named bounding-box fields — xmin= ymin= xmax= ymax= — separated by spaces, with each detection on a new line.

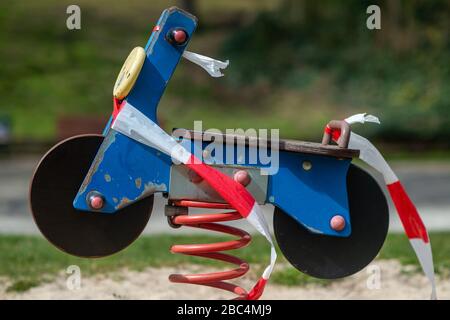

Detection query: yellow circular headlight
xmin=113 ymin=47 xmax=146 ymax=100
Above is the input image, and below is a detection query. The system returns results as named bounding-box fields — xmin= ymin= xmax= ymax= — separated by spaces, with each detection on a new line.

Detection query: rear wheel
xmin=274 ymin=164 xmax=389 ymax=279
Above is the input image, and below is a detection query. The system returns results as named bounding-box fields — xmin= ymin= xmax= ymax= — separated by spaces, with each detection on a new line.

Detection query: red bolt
xmin=330 ymin=215 xmax=346 ymax=231
xmin=89 ymin=195 xmax=104 ymax=210
xmin=234 ymin=170 xmax=251 ymax=187
xmin=172 ymin=29 xmax=187 ymax=44
xmin=188 ymin=170 xmax=203 ymax=184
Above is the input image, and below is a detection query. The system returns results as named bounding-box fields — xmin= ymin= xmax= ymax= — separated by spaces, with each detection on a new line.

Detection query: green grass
xmin=379 ymin=233 xmax=450 ymax=277
xmin=0 ymin=232 xmax=449 ymax=292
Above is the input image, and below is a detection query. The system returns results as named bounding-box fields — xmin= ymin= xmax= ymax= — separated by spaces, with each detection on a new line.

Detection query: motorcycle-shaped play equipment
xmin=30 ymin=7 xmax=436 ymax=299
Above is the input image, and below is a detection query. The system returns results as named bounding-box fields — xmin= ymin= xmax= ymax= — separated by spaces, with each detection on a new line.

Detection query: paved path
xmin=0 ymin=156 xmax=449 ymax=235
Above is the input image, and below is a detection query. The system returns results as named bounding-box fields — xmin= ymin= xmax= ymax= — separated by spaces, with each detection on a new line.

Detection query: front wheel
xmin=29 ymin=134 xmax=154 ymax=258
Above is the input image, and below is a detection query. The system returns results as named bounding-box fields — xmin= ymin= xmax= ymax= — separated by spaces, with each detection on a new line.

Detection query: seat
xmin=175 ymin=129 xmax=359 ymax=158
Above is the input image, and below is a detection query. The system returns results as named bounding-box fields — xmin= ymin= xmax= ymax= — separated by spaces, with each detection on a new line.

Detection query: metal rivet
xmin=234 ymin=170 xmax=251 ymax=187
xmin=87 ymin=191 xmax=105 ymax=210
xmin=302 ymin=161 xmax=312 ymax=171
xmin=330 ymin=215 xmax=346 ymax=231
xmin=188 ymin=170 xmax=203 ymax=184
xmin=167 ymin=28 xmax=188 ymax=46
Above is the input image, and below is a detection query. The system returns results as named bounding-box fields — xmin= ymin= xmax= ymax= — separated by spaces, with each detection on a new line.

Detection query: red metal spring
xmin=168 ymin=200 xmax=252 ymax=300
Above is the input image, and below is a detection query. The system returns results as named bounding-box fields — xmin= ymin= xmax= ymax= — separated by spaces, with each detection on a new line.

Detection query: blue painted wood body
xmin=73 ymin=8 xmax=352 ymax=237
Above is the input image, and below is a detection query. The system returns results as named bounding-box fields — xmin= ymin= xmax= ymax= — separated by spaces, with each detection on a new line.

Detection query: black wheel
xmin=30 ymin=134 xmax=154 ymax=258
xmin=274 ymin=164 xmax=389 ymax=279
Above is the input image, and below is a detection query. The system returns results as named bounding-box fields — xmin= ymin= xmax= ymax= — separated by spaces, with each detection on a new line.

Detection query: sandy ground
xmin=1 ymin=260 xmax=448 ymax=300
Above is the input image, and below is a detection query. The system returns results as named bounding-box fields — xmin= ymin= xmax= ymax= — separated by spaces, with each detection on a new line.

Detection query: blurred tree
xmin=179 ymin=0 xmax=197 ymax=15
xmin=222 ymin=0 xmax=450 ymax=143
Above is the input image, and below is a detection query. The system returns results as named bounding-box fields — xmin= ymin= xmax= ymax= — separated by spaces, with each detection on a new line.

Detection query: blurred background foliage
xmin=0 ymin=0 xmax=449 ymax=150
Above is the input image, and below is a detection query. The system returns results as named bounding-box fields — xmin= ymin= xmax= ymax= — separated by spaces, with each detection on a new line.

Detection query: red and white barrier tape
xmin=182 ymin=51 xmax=229 ymax=78
xmin=328 ymin=113 xmax=437 ymax=299
xmin=112 ymin=101 xmax=276 ymax=300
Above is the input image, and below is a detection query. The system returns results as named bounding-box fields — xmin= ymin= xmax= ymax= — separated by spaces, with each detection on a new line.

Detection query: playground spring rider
xmin=30 ymin=7 xmax=436 ymax=299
